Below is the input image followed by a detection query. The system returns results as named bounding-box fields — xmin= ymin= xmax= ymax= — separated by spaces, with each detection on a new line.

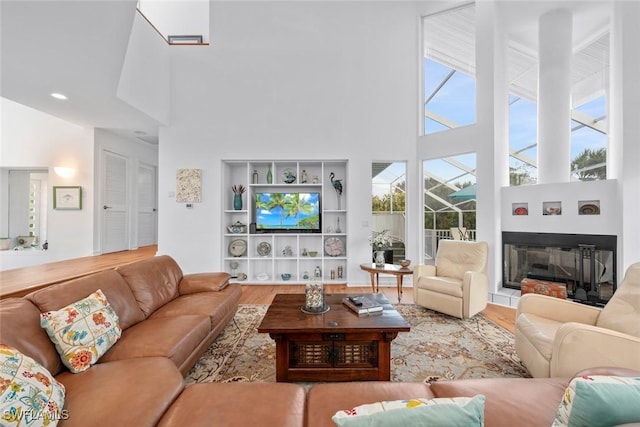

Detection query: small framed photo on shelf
xmin=53 ymin=186 xmax=82 ymax=210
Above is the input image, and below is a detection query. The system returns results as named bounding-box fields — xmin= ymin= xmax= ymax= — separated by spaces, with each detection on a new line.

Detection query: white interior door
xmin=137 ymin=163 xmax=157 ymax=247
xmin=102 ymin=150 xmax=128 ymax=253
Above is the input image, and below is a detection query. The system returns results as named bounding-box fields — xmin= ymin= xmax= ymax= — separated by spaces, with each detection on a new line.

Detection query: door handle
xmin=153 ymin=208 xmax=157 ymax=212
xmin=103 ymin=205 xmax=112 ymax=210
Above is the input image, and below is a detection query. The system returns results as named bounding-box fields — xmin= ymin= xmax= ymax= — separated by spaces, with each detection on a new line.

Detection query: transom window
xmin=422 ymin=3 xmax=477 ymax=135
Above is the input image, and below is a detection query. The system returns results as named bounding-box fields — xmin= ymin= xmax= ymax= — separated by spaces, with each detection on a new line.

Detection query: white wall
xmin=4 ymin=1 xmax=636 ymax=289
xmin=158 ymin=0 xmax=639 ymax=286
xmin=159 ymin=1 xmax=419 ymax=277
xmin=0 ymin=98 xmax=94 ymax=270
xmin=117 ymin=11 xmax=171 ymax=125
xmin=0 ymin=99 xmax=159 ymax=270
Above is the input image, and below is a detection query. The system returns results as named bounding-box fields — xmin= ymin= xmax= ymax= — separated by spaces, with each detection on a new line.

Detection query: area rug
xmin=185 ymin=304 xmax=530 ymax=385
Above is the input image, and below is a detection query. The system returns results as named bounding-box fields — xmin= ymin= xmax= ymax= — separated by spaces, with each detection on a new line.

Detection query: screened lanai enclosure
xmin=371 ymin=159 xmax=478 ymax=265
xmin=371 ymin=162 xmax=406 ymax=263
xmin=423 ymin=154 xmax=477 ymax=262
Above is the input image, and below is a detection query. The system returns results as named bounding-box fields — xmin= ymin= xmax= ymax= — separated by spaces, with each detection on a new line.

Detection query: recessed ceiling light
xmin=51 ymin=93 xmax=68 ymax=100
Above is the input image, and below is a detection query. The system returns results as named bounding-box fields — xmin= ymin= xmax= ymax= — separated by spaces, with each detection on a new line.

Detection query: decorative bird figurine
xmin=329 ymin=172 xmax=343 ymax=196
xmin=329 ymin=172 xmax=343 ymax=209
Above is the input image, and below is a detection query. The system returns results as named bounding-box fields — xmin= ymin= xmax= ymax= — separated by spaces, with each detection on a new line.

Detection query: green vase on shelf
xmin=267 ymin=165 xmax=273 ymax=184
xmin=233 ymin=194 xmax=242 ymax=210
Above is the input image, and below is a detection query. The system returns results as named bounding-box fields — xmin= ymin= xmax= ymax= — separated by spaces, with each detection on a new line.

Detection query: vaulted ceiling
xmin=1 ymin=1 xmax=612 ymax=144
xmin=0 ymin=0 xmax=161 ymax=143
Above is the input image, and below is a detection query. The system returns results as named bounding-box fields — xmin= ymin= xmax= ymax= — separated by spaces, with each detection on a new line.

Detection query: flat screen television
xmin=254 ymin=192 xmax=321 ymax=233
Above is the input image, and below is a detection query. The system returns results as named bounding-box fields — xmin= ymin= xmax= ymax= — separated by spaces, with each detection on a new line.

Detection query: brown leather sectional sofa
xmin=0 ymin=255 xmax=260 ymax=426
xmin=1 ymin=255 xmax=637 ymax=426
xmin=155 ymin=366 xmax=638 ymax=427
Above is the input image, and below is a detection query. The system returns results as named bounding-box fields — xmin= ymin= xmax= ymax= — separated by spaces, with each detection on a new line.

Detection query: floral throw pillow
xmin=0 ymin=344 xmax=66 ymax=426
xmin=332 ymin=395 xmax=485 ymax=427
xmin=40 ymin=289 xmax=122 ymax=373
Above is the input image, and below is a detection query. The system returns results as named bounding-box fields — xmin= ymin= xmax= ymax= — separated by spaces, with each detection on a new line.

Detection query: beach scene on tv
xmin=255 ymin=192 xmax=320 ymax=231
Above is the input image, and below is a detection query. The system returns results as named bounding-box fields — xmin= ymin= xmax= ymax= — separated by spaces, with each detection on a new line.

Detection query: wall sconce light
xmin=54 ymin=167 xmax=76 ymax=178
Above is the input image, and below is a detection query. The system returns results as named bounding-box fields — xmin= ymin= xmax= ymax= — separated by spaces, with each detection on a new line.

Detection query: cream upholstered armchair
xmin=412 ymin=240 xmax=489 ymax=319
xmin=515 ymin=262 xmax=640 ymax=378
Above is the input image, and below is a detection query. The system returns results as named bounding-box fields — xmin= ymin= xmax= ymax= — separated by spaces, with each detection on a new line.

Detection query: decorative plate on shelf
xmin=544 ymin=206 xmax=561 ymax=215
xmin=324 ymin=237 xmax=345 ymax=257
xmin=513 ymin=207 xmax=528 ymax=216
xmin=257 ymin=241 xmax=272 ymax=256
xmin=579 ymin=204 xmax=600 ymax=215
xmin=282 ymin=169 xmax=296 ymax=184
xmin=228 ymin=239 xmax=247 ymax=257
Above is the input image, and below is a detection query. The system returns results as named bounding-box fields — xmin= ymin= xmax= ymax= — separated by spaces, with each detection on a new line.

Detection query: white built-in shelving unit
xmin=222 ymin=160 xmax=348 ymax=284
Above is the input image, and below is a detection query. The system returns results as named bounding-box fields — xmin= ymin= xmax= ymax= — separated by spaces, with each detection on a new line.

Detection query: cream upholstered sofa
xmin=515 ymin=261 xmax=640 ymax=378
xmin=412 ymin=240 xmax=489 ymax=319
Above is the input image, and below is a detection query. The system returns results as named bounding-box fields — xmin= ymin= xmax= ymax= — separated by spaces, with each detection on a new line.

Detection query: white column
xmin=475 ymin=1 xmax=508 ymax=291
xmin=610 ymin=2 xmax=640 ymax=272
xmin=537 ymin=9 xmax=572 ymax=184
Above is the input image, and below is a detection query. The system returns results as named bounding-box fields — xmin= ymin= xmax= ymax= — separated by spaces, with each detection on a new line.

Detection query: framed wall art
xmin=53 ymin=186 xmax=82 ymax=210
xmin=176 ymin=168 xmax=202 ymax=203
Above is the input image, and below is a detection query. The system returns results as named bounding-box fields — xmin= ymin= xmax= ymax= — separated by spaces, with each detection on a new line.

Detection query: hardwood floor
xmin=0 ymin=246 xmax=516 ymax=332
xmin=0 ymin=245 xmax=159 ymax=298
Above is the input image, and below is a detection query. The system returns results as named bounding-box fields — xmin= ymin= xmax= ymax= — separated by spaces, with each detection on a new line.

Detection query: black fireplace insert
xmin=502 ymin=232 xmax=617 ymax=305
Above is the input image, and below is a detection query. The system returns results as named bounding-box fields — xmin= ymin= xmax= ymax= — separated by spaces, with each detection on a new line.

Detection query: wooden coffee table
xmin=257 ymin=293 xmax=410 ymax=382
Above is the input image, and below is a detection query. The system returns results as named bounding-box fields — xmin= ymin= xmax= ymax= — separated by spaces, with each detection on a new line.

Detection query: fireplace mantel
xmin=501 ymin=179 xmax=619 ymax=237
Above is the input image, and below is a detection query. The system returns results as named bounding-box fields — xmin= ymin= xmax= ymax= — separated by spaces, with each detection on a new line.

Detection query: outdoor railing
xmin=424 ymin=229 xmax=477 ymax=262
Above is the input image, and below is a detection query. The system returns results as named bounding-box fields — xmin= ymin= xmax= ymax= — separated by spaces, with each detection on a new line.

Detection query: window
xmin=509 ymin=94 xmax=538 ymax=185
xmin=571 ymin=31 xmax=608 ymax=181
xmin=422 ymin=4 xmax=476 ymax=135
xmin=423 ymin=153 xmax=477 ymax=262
xmin=371 ymin=162 xmax=406 ymax=263
xmin=571 ymin=95 xmax=607 ymax=181
xmin=508 ymin=32 xmax=609 ymax=185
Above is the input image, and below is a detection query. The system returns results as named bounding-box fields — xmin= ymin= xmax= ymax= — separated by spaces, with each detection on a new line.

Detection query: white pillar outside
xmin=537 ymin=9 xmax=572 ymax=184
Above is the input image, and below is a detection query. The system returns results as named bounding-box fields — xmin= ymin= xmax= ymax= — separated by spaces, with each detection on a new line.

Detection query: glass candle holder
xmin=304 ymin=282 xmax=324 ymax=312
